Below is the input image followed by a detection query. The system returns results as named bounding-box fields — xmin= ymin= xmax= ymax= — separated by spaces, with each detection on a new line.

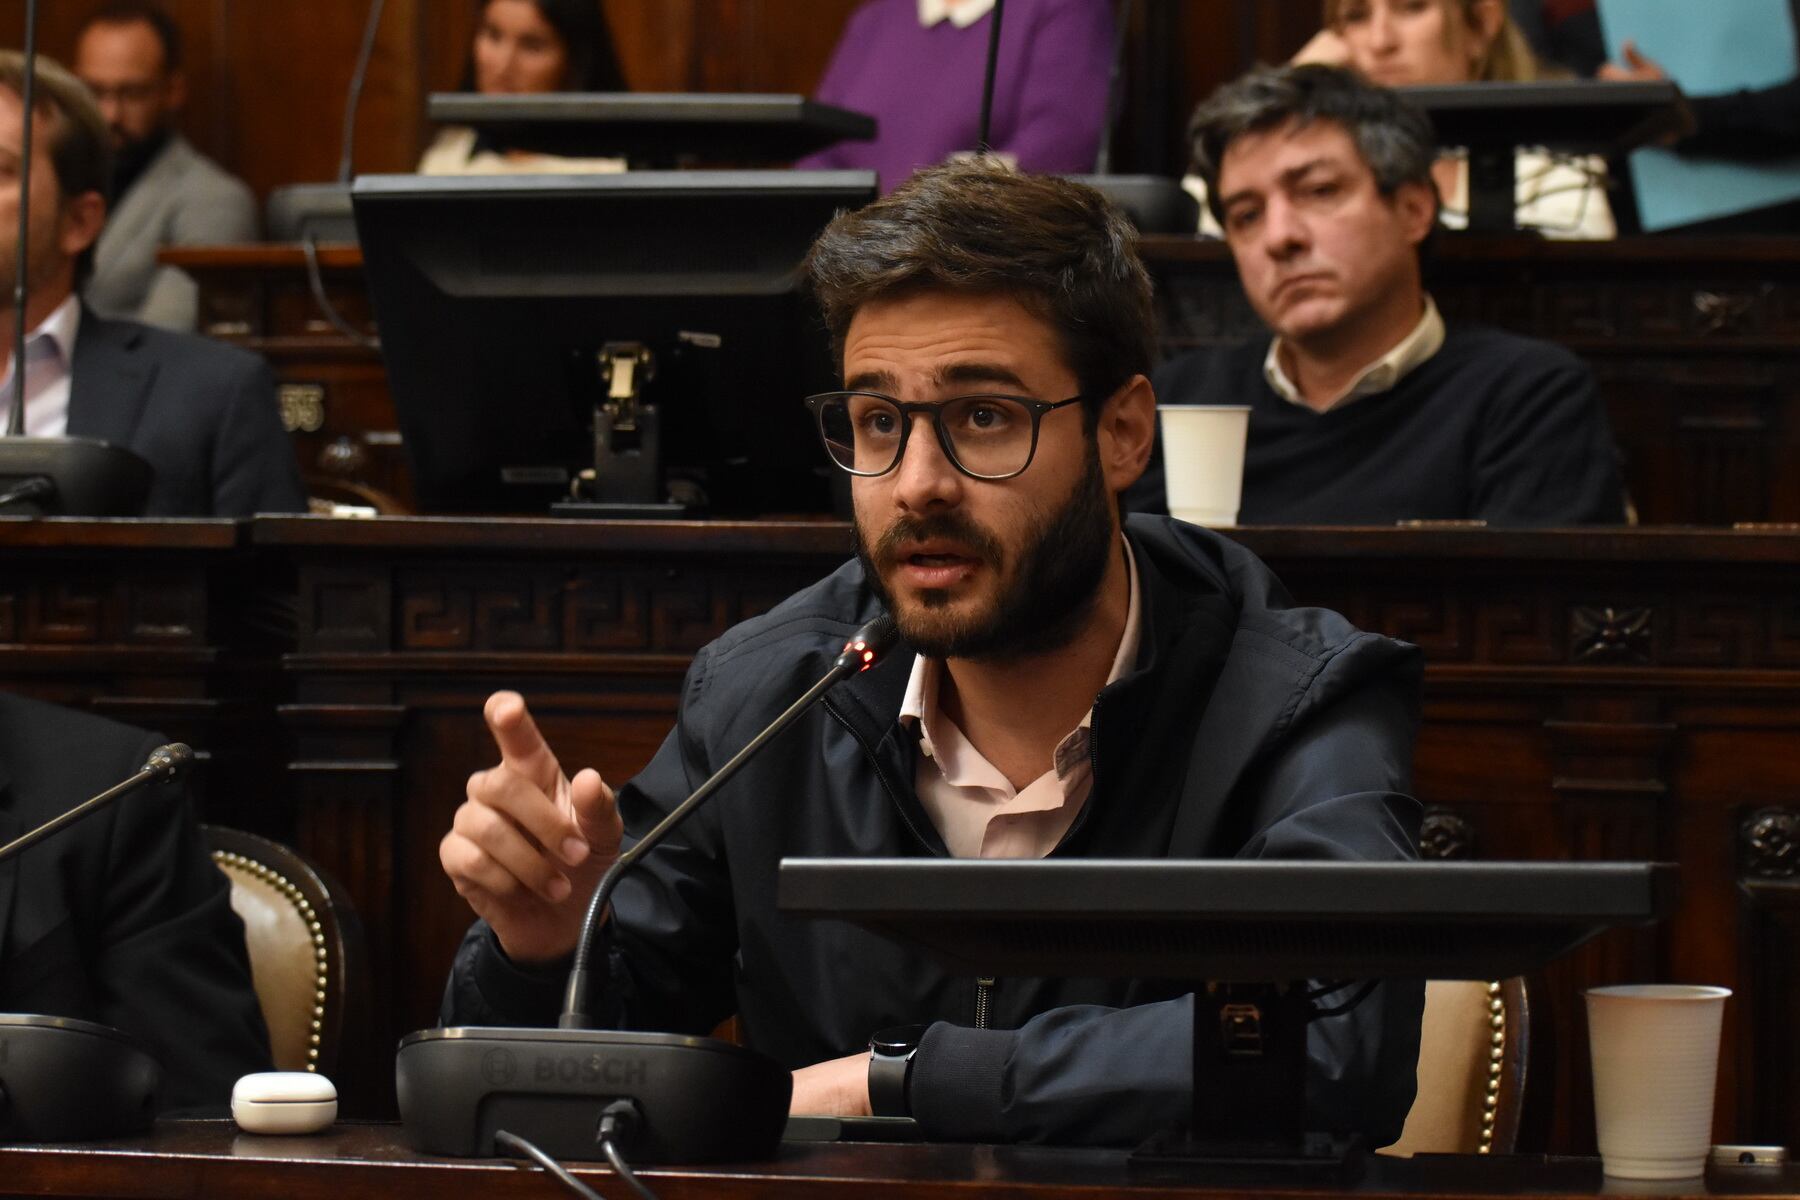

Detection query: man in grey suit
xmin=73 ymin=2 xmax=257 ymax=332
xmin=0 ymin=52 xmax=302 ymax=516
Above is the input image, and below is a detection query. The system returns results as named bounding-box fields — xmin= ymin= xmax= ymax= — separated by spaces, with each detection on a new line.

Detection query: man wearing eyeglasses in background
xmin=437 ymin=159 xmax=1427 ymax=1148
xmin=72 ymin=2 xmax=256 ymax=331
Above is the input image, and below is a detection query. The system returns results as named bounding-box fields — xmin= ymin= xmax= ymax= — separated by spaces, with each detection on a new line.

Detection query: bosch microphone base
xmin=0 ymin=1015 xmax=161 ymax=1141
xmin=396 ymin=1027 xmax=791 ymax=1163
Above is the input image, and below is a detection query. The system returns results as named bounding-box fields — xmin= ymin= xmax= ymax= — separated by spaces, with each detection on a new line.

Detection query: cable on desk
xmin=595 ymin=1103 xmax=659 ymax=1200
xmin=1309 ymin=980 xmax=1379 ymax=1020
xmin=494 ymin=1129 xmax=605 ymax=1200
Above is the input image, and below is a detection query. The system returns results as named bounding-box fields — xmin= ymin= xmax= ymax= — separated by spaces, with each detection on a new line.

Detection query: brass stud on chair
xmin=1478 ymin=981 xmax=1505 ymax=1155
xmin=213 ymin=850 xmax=330 ymax=1073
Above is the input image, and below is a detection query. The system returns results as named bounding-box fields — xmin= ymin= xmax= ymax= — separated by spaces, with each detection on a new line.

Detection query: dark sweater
xmin=1125 ymin=325 xmax=1627 ymax=526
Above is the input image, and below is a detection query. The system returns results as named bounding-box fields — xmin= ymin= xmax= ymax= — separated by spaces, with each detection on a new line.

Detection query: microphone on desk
xmin=0 ymin=744 xmax=193 ymax=1141
xmin=0 ymin=743 xmax=192 ymax=864
xmin=2 ymin=0 xmax=156 ymax=512
xmin=397 ymin=613 xmax=903 ymax=1165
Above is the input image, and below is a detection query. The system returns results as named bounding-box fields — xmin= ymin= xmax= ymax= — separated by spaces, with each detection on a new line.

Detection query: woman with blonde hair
xmin=1279 ymin=0 xmax=1613 ymax=237
xmin=1307 ymin=0 xmax=1540 ymax=84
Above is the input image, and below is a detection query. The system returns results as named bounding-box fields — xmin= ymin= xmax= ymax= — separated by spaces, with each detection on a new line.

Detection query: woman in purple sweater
xmin=796 ymin=0 xmax=1114 ymax=192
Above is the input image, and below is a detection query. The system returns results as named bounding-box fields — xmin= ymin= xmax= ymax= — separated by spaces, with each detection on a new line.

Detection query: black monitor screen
xmin=777 ymin=859 xmax=1676 ymax=981
xmin=352 ymin=170 xmax=877 ymax=514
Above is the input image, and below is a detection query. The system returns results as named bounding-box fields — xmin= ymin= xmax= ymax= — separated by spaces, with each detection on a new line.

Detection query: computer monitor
xmin=1400 ymin=80 xmax=1682 ymax=233
xmin=777 ymin=858 xmax=1673 ymax=980
xmin=779 ymin=858 xmax=1674 ymax=1170
xmin=425 ymin=93 xmax=876 ymax=165
xmin=351 ymin=170 xmax=877 ymax=515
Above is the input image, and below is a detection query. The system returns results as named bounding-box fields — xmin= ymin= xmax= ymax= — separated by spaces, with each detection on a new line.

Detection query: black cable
xmin=494 ymin=1130 xmax=605 ymax=1200
xmin=1094 ymin=0 xmax=1135 ymax=173
xmin=1301 ymin=979 xmax=1351 ymax=1002
xmin=598 ymin=1113 xmax=660 ymax=1200
xmin=301 ymin=233 xmax=379 ymax=350
xmin=337 ymin=0 xmax=387 ymax=183
xmin=1308 ymin=980 xmax=1379 ymax=1020
xmin=8 ymin=0 xmax=41 ymax=437
xmin=977 ymin=0 xmax=1007 ymax=155
xmin=0 ymin=475 xmax=53 ymax=509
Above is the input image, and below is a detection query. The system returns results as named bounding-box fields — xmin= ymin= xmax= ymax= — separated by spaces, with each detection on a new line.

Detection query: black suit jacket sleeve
xmin=1686 ymin=76 xmax=1800 ymax=159
xmin=209 ymin=353 xmax=306 ymax=517
xmin=94 ymin=729 xmax=274 ymax=1110
xmin=0 ymin=697 xmax=271 ymax=1112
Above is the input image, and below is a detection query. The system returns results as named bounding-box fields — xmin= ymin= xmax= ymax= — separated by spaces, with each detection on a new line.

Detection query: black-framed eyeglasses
xmin=803 ymin=390 xmax=1087 ymax=481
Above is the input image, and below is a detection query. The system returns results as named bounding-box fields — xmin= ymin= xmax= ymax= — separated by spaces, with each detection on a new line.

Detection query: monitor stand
xmin=551 ymin=343 xmax=694 ymax=519
xmin=1131 ymin=983 xmax=1363 ymax=1181
xmin=1466 ymin=146 xmax=1518 ymax=234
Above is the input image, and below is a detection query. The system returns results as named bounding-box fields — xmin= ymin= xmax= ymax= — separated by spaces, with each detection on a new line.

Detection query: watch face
xmin=870 ymin=1024 xmax=929 ymax=1055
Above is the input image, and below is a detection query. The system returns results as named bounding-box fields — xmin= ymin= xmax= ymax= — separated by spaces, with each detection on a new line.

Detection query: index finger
xmin=483 ymin=691 xmax=563 ymax=795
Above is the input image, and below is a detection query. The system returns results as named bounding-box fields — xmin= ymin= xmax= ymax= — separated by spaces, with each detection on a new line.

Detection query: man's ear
xmin=58 ymin=190 xmax=107 ymax=260
xmin=1394 ymin=178 xmax=1438 ymax=247
xmin=1098 ymin=372 xmax=1157 ymax=495
xmin=164 ymin=69 xmax=187 ymax=114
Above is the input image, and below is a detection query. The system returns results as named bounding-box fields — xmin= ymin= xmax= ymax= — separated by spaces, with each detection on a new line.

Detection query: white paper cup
xmin=1158 ymin=405 xmax=1250 ymax=528
xmin=1586 ymin=984 xmax=1730 ymax=1180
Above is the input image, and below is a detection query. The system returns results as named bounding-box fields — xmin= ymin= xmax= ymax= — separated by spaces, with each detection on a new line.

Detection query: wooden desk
xmin=7 ymin=517 xmax=1798 ymax=1150
xmin=4 ymin=1122 xmax=1798 ymax=1199
xmin=170 ymin=237 xmax=1800 ymax=525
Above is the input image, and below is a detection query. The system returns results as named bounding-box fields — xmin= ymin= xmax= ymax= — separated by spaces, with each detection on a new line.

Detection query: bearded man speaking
xmin=435 ymin=159 xmax=1427 ymax=1148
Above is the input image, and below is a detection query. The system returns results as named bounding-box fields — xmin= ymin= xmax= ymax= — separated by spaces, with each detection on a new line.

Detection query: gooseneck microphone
xmin=0 ymin=0 xmax=157 ymax=511
xmin=6 ymin=0 xmax=42 ymax=436
xmin=397 ymin=613 xmax=903 ymax=1165
xmin=561 ymin=613 xmax=900 ymax=1027
xmin=976 ymin=0 xmax=1008 ymax=155
xmin=0 ymin=741 xmax=193 ymax=1141
xmin=0 ymin=743 xmax=193 ymax=864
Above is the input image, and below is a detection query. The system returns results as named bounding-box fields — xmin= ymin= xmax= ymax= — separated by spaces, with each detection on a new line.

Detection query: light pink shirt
xmin=899 ymin=535 xmax=1142 ymax=859
xmin=0 ymin=294 xmax=81 ymax=438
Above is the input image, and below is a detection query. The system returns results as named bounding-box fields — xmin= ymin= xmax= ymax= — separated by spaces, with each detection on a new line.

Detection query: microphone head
xmin=836 ymin=613 xmax=901 ymax=673
xmin=144 ymin=743 xmax=194 ymax=780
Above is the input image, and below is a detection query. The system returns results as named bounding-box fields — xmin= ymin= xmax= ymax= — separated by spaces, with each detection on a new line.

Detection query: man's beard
xmin=110 ymin=126 xmax=170 ymax=200
xmin=854 ymin=444 xmax=1117 ymax=663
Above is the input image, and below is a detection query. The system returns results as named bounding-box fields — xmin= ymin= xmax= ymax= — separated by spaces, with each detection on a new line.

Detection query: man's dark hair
xmin=1188 ymin=63 xmax=1438 ymax=227
xmin=0 ymin=52 xmax=113 ymax=285
xmin=77 ymin=2 xmax=184 ymax=74
xmin=805 ymin=159 xmax=1156 ymax=425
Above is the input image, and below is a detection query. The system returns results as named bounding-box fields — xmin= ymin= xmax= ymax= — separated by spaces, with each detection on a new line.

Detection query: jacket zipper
xmin=974 ymin=976 xmax=996 ymax=1029
xmin=821 ymin=696 xmax=937 ymax=853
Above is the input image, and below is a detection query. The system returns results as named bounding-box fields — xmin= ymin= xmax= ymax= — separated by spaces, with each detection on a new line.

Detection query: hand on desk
xmin=790 ymin=1052 xmax=872 ymax=1117
xmin=439 ymin=691 xmax=622 ymax=964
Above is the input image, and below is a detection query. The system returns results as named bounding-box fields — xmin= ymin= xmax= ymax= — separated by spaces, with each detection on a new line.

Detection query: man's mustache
xmin=871 ymin=513 xmax=1003 ymax=570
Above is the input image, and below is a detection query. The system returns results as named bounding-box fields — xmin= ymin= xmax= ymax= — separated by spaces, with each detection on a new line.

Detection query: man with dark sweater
xmin=1127 ymin=65 xmax=1626 ymax=527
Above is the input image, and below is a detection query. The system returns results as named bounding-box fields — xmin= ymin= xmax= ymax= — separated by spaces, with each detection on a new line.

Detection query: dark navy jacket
xmin=444 ymin=514 xmax=1426 ymax=1146
xmin=0 ymin=692 xmax=272 ymax=1111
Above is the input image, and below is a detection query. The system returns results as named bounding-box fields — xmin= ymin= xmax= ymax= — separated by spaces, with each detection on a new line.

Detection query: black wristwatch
xmin=867 ymin=1024 xmax=927 ymax=1118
